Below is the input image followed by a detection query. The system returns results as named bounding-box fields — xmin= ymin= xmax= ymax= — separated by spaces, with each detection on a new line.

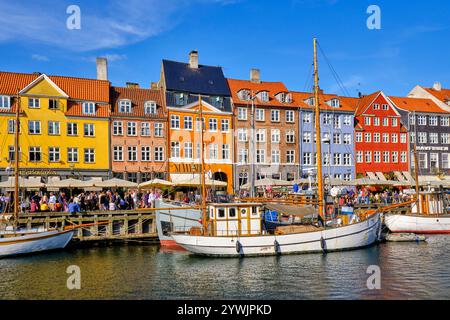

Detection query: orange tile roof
xmin=424 ymin=87 xmax=450 ymax=104
xmin=110 ymin=86 xmax=167 ymax=119
xmin=290 ymin=91 xmax=359 ymax=112
xmin=0 ymin=71 xmax=110 ymax=103
xmin=227 ymin=78 xmax=294 ymax=107
xmin=65 ymin=101 xmax=110 ymax=118
xmin=354 ymin=91 xmax=381 ymax=116
xmin=388 ymin=96 xmax=447 ymax=114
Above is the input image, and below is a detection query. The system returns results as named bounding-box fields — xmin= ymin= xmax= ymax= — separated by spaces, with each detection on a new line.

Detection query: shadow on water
xmin=1 ymin=236 xmax=450 ymax=299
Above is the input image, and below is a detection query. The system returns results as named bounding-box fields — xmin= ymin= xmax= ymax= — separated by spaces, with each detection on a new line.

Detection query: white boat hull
xmin=0 ymin=229 xmax=74 ymax=258
xmin=385 ymin=214 xmax=450 ymax=234
xmin=171 ymin=213 xmax=381 ymax=257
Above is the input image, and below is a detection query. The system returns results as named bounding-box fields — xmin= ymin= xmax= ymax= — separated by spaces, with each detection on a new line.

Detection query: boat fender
xmin=236 ymin=240 xmax=242 ymax=254
xmin=274 ymin=240 xmax=281 ymax=255
xmin=320 ymin=237 xmax=326 ymax=252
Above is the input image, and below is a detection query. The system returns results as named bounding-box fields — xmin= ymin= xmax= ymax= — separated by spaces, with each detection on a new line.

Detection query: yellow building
xmin=0 ymin=72 xmax=111 ymax=181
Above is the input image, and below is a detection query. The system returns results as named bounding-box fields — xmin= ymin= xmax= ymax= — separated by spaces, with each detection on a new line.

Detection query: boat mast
xmin=412 ymin=110 xmax=421 ymax=214
xmin=249 ymin=91 xmax=256 ymax=198
xmin=313 ymin=38 xmax=325 ymax=218
xmin=14 ymin=91 xmax=20 ymax=229
xmin=198 ymin=95 xmax=208 ymax=235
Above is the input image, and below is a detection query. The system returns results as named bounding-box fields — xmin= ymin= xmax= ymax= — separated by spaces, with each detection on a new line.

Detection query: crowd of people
xmin=334 ymin=188 xmax=413 ymax=207
xmin=0 ymin=189 xmax=163 ymax=215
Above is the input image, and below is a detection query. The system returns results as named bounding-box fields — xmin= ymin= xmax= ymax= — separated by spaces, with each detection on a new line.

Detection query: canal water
xmin=1 ymin=236 xmax=449 ymax=300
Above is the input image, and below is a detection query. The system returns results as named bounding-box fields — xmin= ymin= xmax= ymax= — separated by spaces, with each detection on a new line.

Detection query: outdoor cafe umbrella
xmin=138 ymin=178 xmax=174 ymax=189
xmin=0 ymin=177 xmax=44 ymax=189
xmin=45 ymin=178 xmax=95 ymax=189
xmin=173 ymin=177 xmax=227 ymax=187
xmin=94 ymin=178 xmax=138 ymax=188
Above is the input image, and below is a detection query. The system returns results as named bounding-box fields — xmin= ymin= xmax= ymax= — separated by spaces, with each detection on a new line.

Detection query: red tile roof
xmin=110 ymin=86 xmax=167 ymax=119
xmin=388 ymin=96 xmax=447 ymax=114
xmin=65 ymin=101 xmax=110 ymax=118
xmin=0 ymin=71 xmax=110 ymax=103
xmin=424 ymin=87 xmax=450 ymax=104
xmin=354 ymin=91 xmax=381 ymax=116
xmin=290 ymin=91 xmax=359 ymax=112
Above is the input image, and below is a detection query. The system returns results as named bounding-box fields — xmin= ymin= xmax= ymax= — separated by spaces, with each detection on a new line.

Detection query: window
xmin=141 ymin=146 xmax=151 ymax=161
xmin=417 ymin=115 xmax=426 ymax=125
xmin=286 ymin=110 xmax=295 ymax=123
xmin=330 ymin=99 xmax=340 ymax=108
xmin=418 ymin=153 xmax=427 ymax=169
xmin=391 ymin=133 xmax=398 ymax=143
xmin=441 ymin=133 xmax=450 ymax=144
xmin=154 ymin=123 xmax=163 ymax=137
xmin=82 ymin=102 xmax=95 ymax=115
xmin=343 ymin=174 xmax=352 ymax=181
xmin=400 ymin=133 xmax=407 ymax=143
xmin=183 ymin=116 xmax=193 ymax=130
xmin=373 ymin=104 xmax=380 ymax=110
xmin=84 ymin=148 xmax=95 ymax=163
xmin=271 ymin=110 xmax=280 ymax=122
xmin=382 ymin=118 xmax=389 ymax=126
xmin=333 ymin=116 xmax=341 ymax=129
xmin=237 ymin=107 xmax=247 ymax=120
xmin=175 ymin=93 xmax=187 ymax=106
xmin=255 ymin=109 xmax=265 ymax=121
xmin=154 ymin=147 xmax=164 ymax=161
xmin=256 ymin=129 xmax=266 ymax=143
xmin=113 ymin=146 xmax=123 ymax=161
xmin=356 ymin=151 xmax=363 ymax=163
xmin=382 ymin=104 xmax=389 ymax=110
xmin=239 ymin=90 xmax=250 ymax=101
xmin=171 ymin=115 xmax=180 ymax=129
xmin=382 ymin=133 xmax=389 ymax=143
xmin=238 ymin=129 xmax=248 ymax=142
xmin=343 ymin=153 xmax=351 ymax=166
xmin=365 ymin=151 xmax=372 ymax=163
xmin=0 ymin=95 xmax=10 ymax=109
xmin=184 ymin=142 xmax=193 ymax=159
xmin=196 ymin=117 xmax=205 ymax=132
xmin=323 ymin=153 xmax=330 ymax=166
xmin=238 ymin=149 xmax=248 ymax=164
xmin=344 ymin=115 xmax=352 ymax=126
xmin=68 ymin=147 xmax=78 ymax=162
xmin=67 ymin=123 xmax=78 ymax=136
xmin=271 ymin=150 xmax=280 ymax=164
xmin=373 ymin=117 xmax=380 ymax=126
xmin=48 ymin=147 xmax=60 ymax=162
xmin=127 ymin=146 xmax=137 ymax=161
xmin=391 ymin=118 xmax=398 ymax=127
xmin=409 ymin=115 xmax=416 ymax=125
xmin=333 ymin=153 xmax=342 ymax=165
xmin=430 ymin=133 xmax=438 ymax=144
xmin=374 ymin=151 xmax=381 ymax=163
xmin=440 ymin=116 xmax=449 ymax=127
xmin=364 ymin=133 xmax=371 ymax=143
xmin=374 ymin=133 xmax=380 ymax=143
xmin=401 ymin=152 xmax=407 ymax=163
xmin=303 ymin=132 xmax=311 ymax=144
xmin=8 ymin=146 xmax=21 ymax=161
xmin=442 ymin=153 xmax=449 ymax=169
xmin=303 ymin=112 xmax=312 ymax=123
xmin=286 ymin=130 xmax=295 ymax=143
xmin=84 ymin=123 xmax=95 ymax=137
xmin=364 ymin=117 xmax=371 ymax=126
xmin=392 ymin=151 xmax=398 ymax=163
xmin=256 ymin=149 xmax=265 ymax=163
xmin=307 ymin=97 xmax=315 ymax=106
xmin=113 ymin=121 xmax=123 ymax=135
xmin=29 ymin=147 xmax=41 ymax=162
xmin=333 ymin=133 xmax=341 ymax=144
xmin=410 ymin=132 xmax=416 ymax=143
xmin=119 ymin=100 xmax=131 ymax=113
xmin=383 ymin=151 xmax=390 ymax=163
xmin=286 ymin=150 xmax=295 ymax=163
xmin=418 ymin=132 xmax=427 ymax=144
xmin=323 ymin=132 xmax=330 ymax=143
xmin=259 ymin=91 xmax=269 ymax=102
xmin=28 ymin=120 xmax=41 ymax=134
xmin=49 ymin=99 xmax=59 ymax=110
xmin=222 ymin=144 xmax=230 ymax=160
xmin=429 ymin=116 xmax=438 ymax=126
xmin=144 ymin=101 xmax=157 ymax=114
xmin=356 ymin=132 xmax=362 ymax=143
xmin=171 ymin=142 xmax=180 ymax=158
xmin=209 ymin=118 xmax=218 ymax=131
xmin=323 ymin=114 xmax=332 ymax=125
xmin=141 ymin=122 xmax=151 ymax=136
xmin=8 ymin=119 xmax=18 ymax=134
xmin=127 ymin=122 xmax=137 ymax=136
xmin=221 ymin=119 xmax=230 ymax=132
xmin=303 ymin=152 xmax=312 ymax=165
xmin=212 ymin=96 xmax=223 ymax=108
xmin=48 ymin=121 xmax=60 ymax=135
xmin=28 ymin=98 xmax=40 ymax=108
xmin=209 ymin=144 xmax=218 ymax=160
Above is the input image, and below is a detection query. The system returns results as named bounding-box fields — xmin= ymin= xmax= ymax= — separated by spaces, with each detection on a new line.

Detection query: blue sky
xmin=0 ymin=0 xmax=449 ymax=97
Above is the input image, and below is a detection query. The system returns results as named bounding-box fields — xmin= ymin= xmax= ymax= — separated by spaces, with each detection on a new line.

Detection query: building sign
xmin=20 ymin=169 xmax=59 ymax=176
xmin=417 ymin=146 xmax=449 ymax=151
xmin=169 ymin=163 xmax=211 ymax=173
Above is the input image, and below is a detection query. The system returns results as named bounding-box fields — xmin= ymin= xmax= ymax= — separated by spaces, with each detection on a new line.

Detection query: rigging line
xmin=303 ymin=63 xmax=314 ymax=93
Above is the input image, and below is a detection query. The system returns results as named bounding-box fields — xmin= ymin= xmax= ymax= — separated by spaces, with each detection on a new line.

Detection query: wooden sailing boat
xmin=384 ymin=111 xmax=450 ymax=234
xmin=0 ymin=92 xmax=83 ymax=258
xmin=170 ymin=39 xmax=390 ymax=257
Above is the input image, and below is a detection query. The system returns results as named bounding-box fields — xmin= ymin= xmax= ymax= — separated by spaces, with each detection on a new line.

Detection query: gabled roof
xmin=227 ymin=78 xmax=293 ymax=107
xmin=388 ymin=96 xmax=447 ymax=114
xmin=354 ymin=91 xmax=381 ymax=116
xmin=423 ymin=87 xmax=450 ymax=104
xmin=162 ymin=59 xmax=230 ymax=96
xmin=0 ymin=71 xmax=110 ymax=103
xmin=110 ymin=86 xmax=166 ymax=118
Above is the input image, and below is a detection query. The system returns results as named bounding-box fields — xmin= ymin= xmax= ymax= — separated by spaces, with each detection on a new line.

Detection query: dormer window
xmin=0 ymin=95 xmax=11 ymax=109
xmin=306 ymin=97 xmax=315 ymax=106
xmin=119 ymin=100 xmax=132 ymax=113
xmin=82 ymin=102 xmax=95 ymax=115
xmin=144 ymin=101 xmax=157 ymax=114
xmin=49 ymin=99 xmax=59 ymax=110
xmin=330 ymin=98 xmax=340 ymax=108
xmin=212 ymin=96 xmax=223 ymax=108
xmin=175 ymin=92 xmax=187 ymax=106
xmin=238 ymin=89 xmax=251 ymax=101
xmin=259 ymin=91 xmax=269 ymax=102
xmin=285 ymin=93 xmax=292 ymax=103
xmin=446 ymin=99 xmax=450 ymax=106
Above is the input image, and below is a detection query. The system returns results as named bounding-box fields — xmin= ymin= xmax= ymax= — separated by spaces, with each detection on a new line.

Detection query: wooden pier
xmin=17 ymin=209 xmax=159 ymax=243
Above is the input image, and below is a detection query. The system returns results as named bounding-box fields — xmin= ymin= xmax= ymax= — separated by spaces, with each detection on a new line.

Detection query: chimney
xmin=433 ymin=81 xmax=442 ymax=91
xmin=189 ymin=50 xmax=198 ymax=69
xmin=96 ymin=57 xmax=108 ymax=81
xmin=126 ymin=82 xmax=140 ymax=89
xmin=250 ymin=68 xmax=261 ymax=83
xmin=150 ymin=82 xmax=158 ymax=90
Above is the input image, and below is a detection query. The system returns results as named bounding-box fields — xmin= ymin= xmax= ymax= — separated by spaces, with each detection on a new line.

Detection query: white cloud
xmin=0 ymin=0 xmax=237 ymax=52
xmin=31 ymin=54 xmax=49 ymax=61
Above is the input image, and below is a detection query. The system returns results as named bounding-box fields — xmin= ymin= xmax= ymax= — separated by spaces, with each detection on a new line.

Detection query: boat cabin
xmin=208 ymin=203 xmax=263 ymax=237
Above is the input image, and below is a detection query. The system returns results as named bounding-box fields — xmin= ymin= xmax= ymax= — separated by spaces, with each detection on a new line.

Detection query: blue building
xmin=292 ymin=91 xmax=357 ymax=182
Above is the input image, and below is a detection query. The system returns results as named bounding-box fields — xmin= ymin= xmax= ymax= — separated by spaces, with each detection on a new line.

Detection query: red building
xmin=354 ymin=91 xmax=409 ymax=177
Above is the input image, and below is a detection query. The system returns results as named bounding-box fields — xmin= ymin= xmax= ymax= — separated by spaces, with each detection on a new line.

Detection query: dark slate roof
xmin=165 ymin=91 xmax=232 ymax=113
xmin=162 ymin=59 xmax=231 ymax=96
